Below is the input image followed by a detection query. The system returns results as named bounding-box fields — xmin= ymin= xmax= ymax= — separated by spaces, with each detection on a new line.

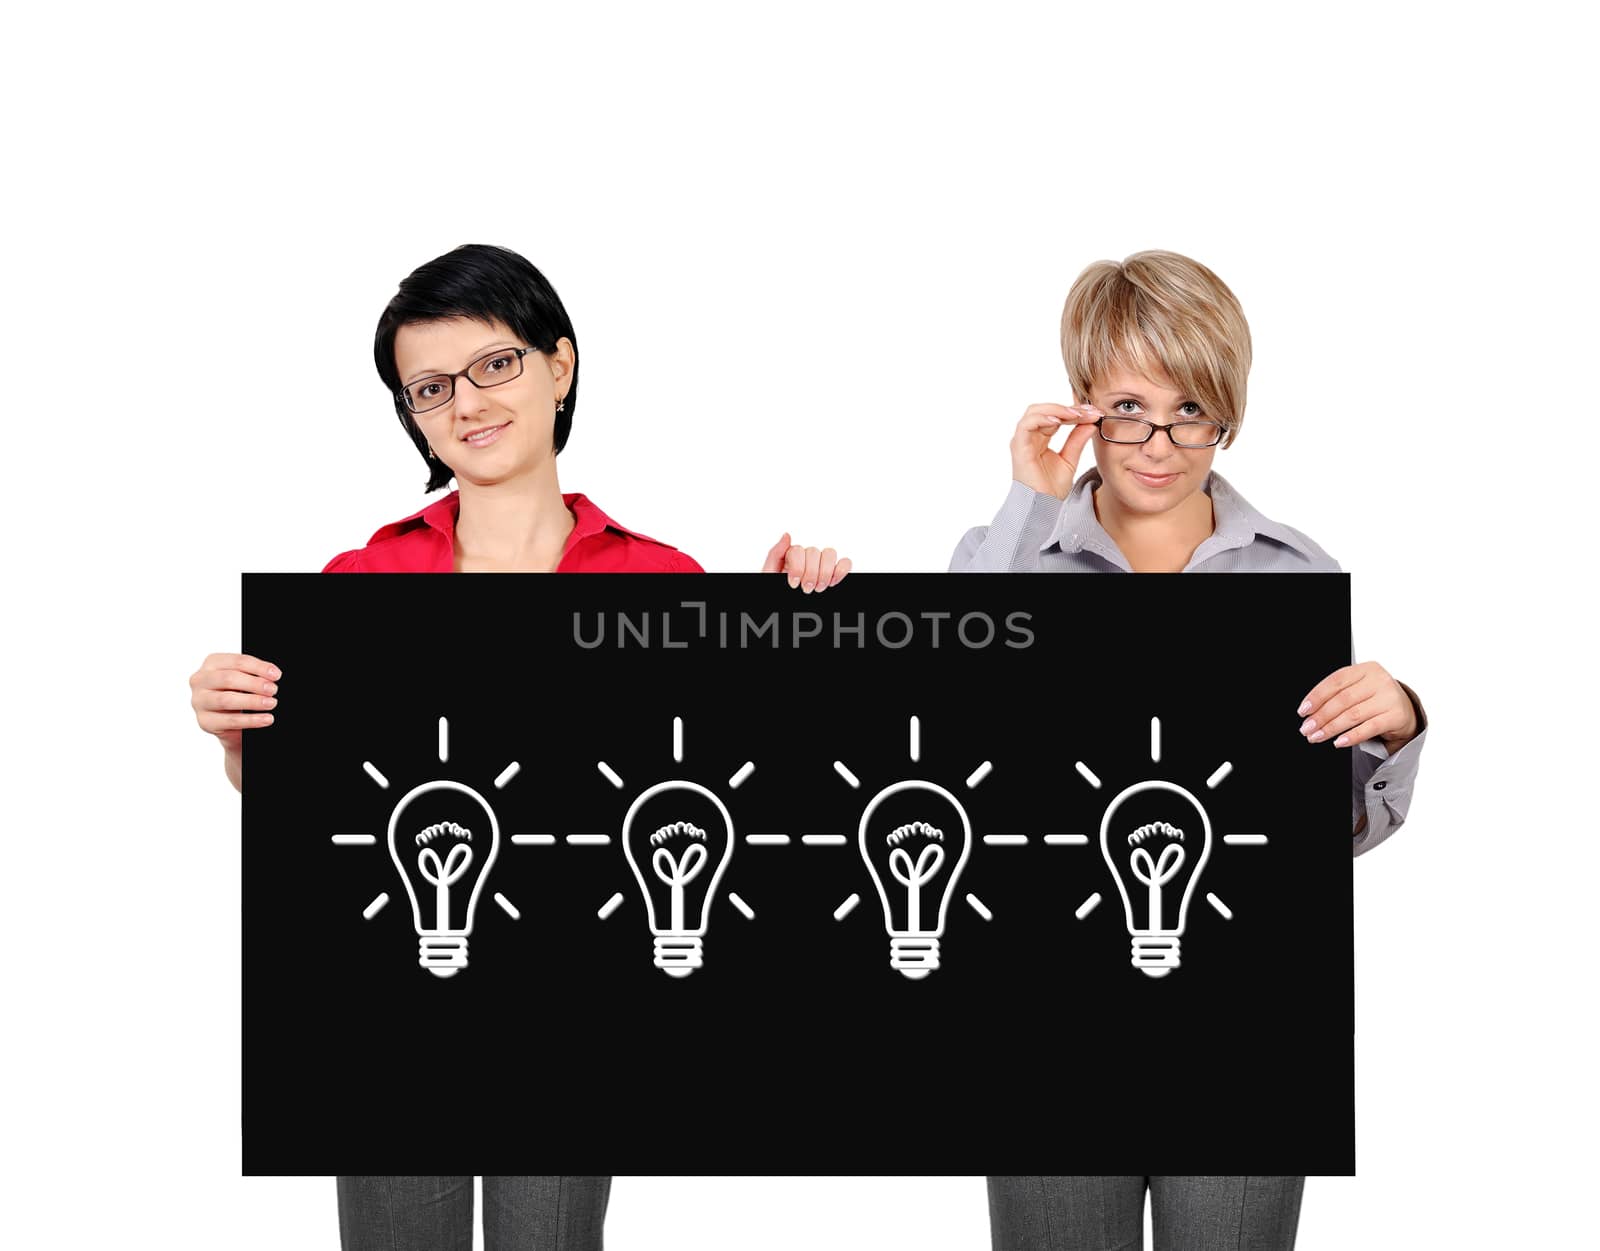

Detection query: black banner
xmin=242 ymin=574 xmax=1353 ymax=1175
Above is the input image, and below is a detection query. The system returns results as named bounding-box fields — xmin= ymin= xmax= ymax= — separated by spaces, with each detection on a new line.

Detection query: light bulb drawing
xmin=1099 ymin=780 xmax=1212 ymax=978
xmin=621 ymin=780 xmax=735 ymax=977
xmin=387 ymin=780 xmax=502 ymax=977
xmin=858 ymin=780 xmax=973 ymax=979
xmin=333 ymin=719 xmax=519 ymax=979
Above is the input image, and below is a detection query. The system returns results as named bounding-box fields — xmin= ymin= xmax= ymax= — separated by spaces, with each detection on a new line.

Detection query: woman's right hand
xmin=190 ymin=652 xmax=280 ymax=792
xmin=1010 ymin=403 xmax=1101 ymax=499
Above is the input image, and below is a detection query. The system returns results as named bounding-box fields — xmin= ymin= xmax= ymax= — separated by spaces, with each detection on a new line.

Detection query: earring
xmin=557 ymin=398 xmax=566 ymax=414
xmin=427 ymin=444 xmax=436 ymax=459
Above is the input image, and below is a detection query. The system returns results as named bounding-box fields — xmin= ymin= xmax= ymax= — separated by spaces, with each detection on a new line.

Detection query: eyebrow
xmin=403 ymin=342 xmax=518 ymax=385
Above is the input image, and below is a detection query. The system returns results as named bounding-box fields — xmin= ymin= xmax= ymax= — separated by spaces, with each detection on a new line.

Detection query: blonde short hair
xmin=1060 ymin=250 xmax=1251 ymax=447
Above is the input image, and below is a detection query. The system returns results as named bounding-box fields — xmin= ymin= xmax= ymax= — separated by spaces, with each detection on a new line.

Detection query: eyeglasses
xmin=1094 ymin=415 xmax=1225 ymax=448
xmin=398 ymin=346 xmax=539 ymax=415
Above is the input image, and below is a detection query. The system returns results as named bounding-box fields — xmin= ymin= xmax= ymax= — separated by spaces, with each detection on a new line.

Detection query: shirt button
xmin=1373 ymin=780 xmax=1387 ymax=790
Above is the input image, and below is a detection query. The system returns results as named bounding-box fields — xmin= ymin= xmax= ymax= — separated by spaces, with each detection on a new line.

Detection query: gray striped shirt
xmin=949 ymin=467 xmax=1428 ymax=856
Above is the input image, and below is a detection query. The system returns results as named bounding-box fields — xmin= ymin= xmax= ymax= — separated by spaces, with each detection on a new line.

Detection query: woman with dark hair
xmin=188 ymin=243 xmax=850 ymax=1250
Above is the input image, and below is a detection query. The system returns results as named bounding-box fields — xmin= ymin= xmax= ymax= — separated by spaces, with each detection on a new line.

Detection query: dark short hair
xmin=374 ymin=244 xmax=580 ymax=492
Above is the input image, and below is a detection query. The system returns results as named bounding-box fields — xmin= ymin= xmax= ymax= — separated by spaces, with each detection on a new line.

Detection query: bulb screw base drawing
xmin=654 ymin=935 xmax=703 ymax=978
xmin=1130 ymin=934 xmax=1180 ymax=978
xmin=419 ymin=934 xmax=468 ymax=978
xmin=890 ymin=936 xmax=940 ymax=980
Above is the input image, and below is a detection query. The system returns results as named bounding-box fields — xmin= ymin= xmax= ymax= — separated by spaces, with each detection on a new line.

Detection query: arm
xmin=949 ymin=481 xmax=1065 ymax=572
xmin=950 ymin=404 xmax=1099 ymax=572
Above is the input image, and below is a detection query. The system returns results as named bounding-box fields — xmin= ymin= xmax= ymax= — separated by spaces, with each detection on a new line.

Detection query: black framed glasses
xmin=1094 ymin=415 xmax=1225 ymax=448
xmin=398 ymin=346 xmax=539 ymax=415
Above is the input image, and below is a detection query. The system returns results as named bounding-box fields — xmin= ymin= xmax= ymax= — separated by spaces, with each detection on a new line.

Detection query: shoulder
xmin=321 ymin=548 xmax=367 ymax=573
xmin=321 ymin=493 xmax=457 ymax=574
xmin=1260 ymin=519 xmax=1340 ymax=570
xmin=564 ymin=494 xmax=703 ymax=573
xmin=1208 ymin=472 xmax=1342 ymax=571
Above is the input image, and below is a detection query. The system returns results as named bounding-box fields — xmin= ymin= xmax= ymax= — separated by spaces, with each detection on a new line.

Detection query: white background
xmin=5 ymin=2 xmax=1596 ymax=1247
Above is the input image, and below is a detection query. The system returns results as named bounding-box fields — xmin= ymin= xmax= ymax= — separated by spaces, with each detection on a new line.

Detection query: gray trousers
xmin=336 ymin=1177 xmax=612 ymax=1251
xmin=987 ymin=1176 xmax=1305 ymax=1251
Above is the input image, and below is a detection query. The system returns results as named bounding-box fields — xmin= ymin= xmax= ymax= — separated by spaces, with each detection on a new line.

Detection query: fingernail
xmin=1299 ymin=718 xmax=1316 ymax=734
xmin=1297 ymin=699 xmax=1311 ymax=715
xmin=265 ymin=682 xmax=277 ymax=695
xmin=269 ymin=667 xmax=282 ymax=680
xmin=788 ymin=575 xmax=799 ymax=588
xmin=265 ymin=697 xmax=277 ymax=708
xmin=803 ymin=582 xmax=814 ymax=593
xmin=1308 ymin=730 xmax=1326 ymax=742
xmin=260 ymin=713 xmax=274 ymax=724
xmin=1333 ymin=734 xmax=1350 ymax=747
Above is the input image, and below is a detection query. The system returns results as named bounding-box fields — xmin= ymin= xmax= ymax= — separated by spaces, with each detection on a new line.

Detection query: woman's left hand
xmin=1297 ymin=661 xmax=1419 ymax=751
xmin=761 ymin=532 xmax=852 ymax=593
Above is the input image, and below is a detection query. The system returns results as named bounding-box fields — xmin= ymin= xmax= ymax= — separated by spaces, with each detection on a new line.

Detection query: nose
xmin=1135 ymin=430 xmax=1178 ymax=466
xmin=450 ymin=374 xmax=491 ymax=429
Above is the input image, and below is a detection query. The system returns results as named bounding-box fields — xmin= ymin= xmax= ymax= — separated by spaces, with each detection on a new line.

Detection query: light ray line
xmin=597 ymin=892 xmax=625 ymax=920
xmin=362 ymin=893 xmax=389 ymax=920
xmin=910 ymin=715 xmax=921 ymax=762
xmin=833 ymin=761 xmax=860 ymax=788
xmin=1206 ymin=761 xmax=1233 ymax=788
xmin=966 ymin=893 xmax=993 ymax=920
xmin=494 ymin=761 xmax=521 ymax=789
xmin=1151 ymin=716 xmax=1161 ymax=763
xmin=673 ymin=716 xmax=683 ymax=763
xmin=1074 ymin=892 xmax=1102 ymax=920
xmin=1075 ymin=761 xmax=1101 ymax=789
xmin=1224 ymin=834 xmax=1269 ymax=846
xmin=331 ymin=834 xmax=376 ymax=846
xmin=495 ymin=893 xmax=520 ymax=920
xmin=729 ymin=893 xmax=754 ymax=920
xmin=597 ymin=761 xmax=624 ymax=789
xmin=728 ymin=761 xmax=755 ymax=789
xmin=833 ymin=893 xmax=861 ymax=920
xmin=439 ymin=716 xmax=449 ymax=764
xmin=1207 ymin=892 xmax=1233 ymax=919
xmin=966 ymin=760 xmax=993 ymax=788
xmin=362 ymin=761 xmax=389 ymax=789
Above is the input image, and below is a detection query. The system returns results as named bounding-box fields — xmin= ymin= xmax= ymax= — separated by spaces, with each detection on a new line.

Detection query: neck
xmin=453 ymin=461 xmax=575 ymax=568
xmin=1091 ymin=470 xmax=1216 ymax=571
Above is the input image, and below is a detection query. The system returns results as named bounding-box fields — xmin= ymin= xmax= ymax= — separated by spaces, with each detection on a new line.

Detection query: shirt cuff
xmin=1352 ymin=681 xmax=1428 ymax=856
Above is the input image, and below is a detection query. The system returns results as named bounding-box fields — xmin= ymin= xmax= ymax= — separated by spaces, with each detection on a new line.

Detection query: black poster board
xmin=243 ymin=573 xmax=1353 ymax=1176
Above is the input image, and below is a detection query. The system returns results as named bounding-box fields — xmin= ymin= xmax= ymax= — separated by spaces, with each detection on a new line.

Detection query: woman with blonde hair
xmin=953 ymin=250 xmax=1428 ymax=1250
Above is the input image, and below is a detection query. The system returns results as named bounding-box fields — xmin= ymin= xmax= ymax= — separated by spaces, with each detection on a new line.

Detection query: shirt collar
xmin=1043 ymin=467 xmax=1322 ymax=565
xmin=364 ymin=490 xmax=657 ymax=557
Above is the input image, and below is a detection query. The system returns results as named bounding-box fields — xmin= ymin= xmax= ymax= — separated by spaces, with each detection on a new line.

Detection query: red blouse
xmin=321 ymin=491 xmax=704 ymax=573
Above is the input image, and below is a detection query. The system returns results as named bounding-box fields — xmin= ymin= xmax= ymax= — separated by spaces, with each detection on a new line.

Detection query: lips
xmin=461 ymin=421 xmax=510 ymax=446
xmin=1130 ymin=469 xmax=1179 ymax=487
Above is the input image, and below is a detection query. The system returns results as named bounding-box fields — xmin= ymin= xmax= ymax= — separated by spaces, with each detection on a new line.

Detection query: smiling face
xmin=393 ymin=316 xmax=572 ymax=488
xmin=1085 ymin=364 xmax=1222 ymax=517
